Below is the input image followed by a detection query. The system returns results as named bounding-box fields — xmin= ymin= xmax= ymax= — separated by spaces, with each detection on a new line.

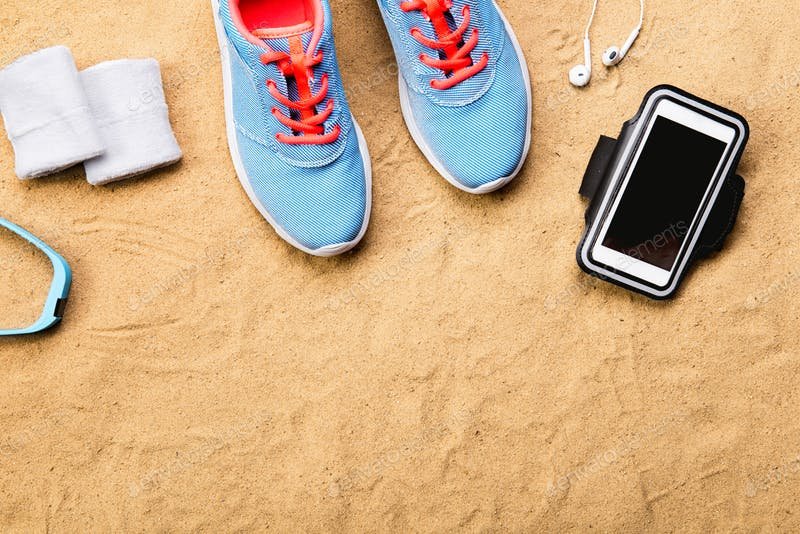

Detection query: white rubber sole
xmin=211 ymin=0 xmax=373 ymax=257
xmin=397 ymin=0 xmax=533 ymax=195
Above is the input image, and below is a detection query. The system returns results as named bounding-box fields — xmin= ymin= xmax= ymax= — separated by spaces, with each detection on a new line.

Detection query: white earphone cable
xmin=585 ymin=0 xmax=645 ymax=37
xmin=584 ymin=0 xmax=599 ymax=39
xmin=638 ymin=0 xmax=645 ymax=29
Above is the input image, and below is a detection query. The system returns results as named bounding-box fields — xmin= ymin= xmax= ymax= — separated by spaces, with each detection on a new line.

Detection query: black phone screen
xmin=602 ymin=116 xmax=728 ymax=271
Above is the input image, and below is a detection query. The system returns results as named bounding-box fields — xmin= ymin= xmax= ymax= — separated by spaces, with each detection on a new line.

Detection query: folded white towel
xmin=81 ymin=59 xmax=182 ymax=186
xmin=0 ymin=46 xmax=105 ymax=179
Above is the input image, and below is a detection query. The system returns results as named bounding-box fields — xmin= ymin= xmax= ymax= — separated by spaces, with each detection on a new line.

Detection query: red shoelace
xmin=399 ymin=0 xmax=489 ymax=90
xmin=260 ymin=36 xmax=341 ymax=145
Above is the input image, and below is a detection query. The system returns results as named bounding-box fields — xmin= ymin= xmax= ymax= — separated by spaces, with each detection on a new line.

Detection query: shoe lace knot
xmin=399 ymin=0 xmax=489 ymax=90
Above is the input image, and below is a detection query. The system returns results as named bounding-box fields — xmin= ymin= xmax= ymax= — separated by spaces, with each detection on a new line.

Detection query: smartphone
xmin=578 ymin=86 xmax=748 ymax=299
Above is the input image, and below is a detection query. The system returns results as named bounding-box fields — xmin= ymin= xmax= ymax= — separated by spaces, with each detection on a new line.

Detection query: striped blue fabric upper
xmin=218 ymin=0 xmax=368 ymax=251
xmin=377 ymin=0 xmax=529 ymax=189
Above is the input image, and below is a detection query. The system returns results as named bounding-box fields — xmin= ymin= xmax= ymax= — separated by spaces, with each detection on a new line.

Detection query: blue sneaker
xmin=377 ymin=0 xmax=532 ymax=194
xmin=212 ymin=0 xmax=372 ymax=256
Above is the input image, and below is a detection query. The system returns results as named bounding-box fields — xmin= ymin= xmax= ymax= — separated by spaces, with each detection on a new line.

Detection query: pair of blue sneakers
xmin=213 ymin=0 xmax=532 ymax=256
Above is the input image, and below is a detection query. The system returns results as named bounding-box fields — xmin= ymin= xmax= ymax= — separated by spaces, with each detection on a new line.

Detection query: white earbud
xmin=602 ymin=14 xmax=643 ymax=67
xmin=570 ymin=0 xmax=597 ymax=88
xmin=569 ymin=64 xmax=591 ymax=87
xmin=569 ymin=37 xmax=592 ymax=87
xmin=601 ymin=45 xmax=622 ymax=67
xmin=571 ymin=0 xmax=644 ymax=86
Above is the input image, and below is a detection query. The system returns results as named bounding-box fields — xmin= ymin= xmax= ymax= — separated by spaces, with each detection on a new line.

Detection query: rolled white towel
xmin=81 ymin=58 xmax=182 ymax=186
xmin=0 ymin=45 xmax=105 ymax=179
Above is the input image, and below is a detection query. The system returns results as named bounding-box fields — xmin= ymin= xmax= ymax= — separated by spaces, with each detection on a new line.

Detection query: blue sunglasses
xmin=0 ymin=217 xmax=72 ymax=336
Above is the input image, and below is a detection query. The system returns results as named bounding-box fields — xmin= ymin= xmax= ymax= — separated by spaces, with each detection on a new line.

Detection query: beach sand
xmin=1 ymin=0 xmax=799 ymax=531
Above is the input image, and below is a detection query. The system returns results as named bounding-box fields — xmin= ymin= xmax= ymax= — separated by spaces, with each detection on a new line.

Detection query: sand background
xmin=1 ymin=0 xmax=800 ymax=531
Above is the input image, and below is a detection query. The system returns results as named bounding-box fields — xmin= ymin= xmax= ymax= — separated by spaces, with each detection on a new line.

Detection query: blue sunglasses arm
xmin=0 ymin=218 xmax=72 ymax=336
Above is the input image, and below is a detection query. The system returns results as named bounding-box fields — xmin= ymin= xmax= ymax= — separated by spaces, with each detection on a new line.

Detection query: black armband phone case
xmin=576 ymin=85 xmax=749 ymax=300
